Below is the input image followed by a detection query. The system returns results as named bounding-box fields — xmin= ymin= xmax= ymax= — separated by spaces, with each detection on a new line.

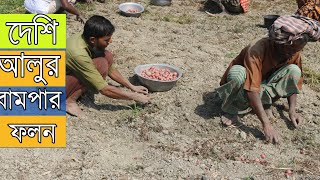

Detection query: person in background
xmin=66 ymin=15 xmax=150 ymax=117
xmin=215 ymin=15 xmax=320 ymax=144
xmin=221 ymin=0 xmax=250 ymax=13
xmin=204 ymin=0 xmax=250 ymax=14
xmin=296 ymin=0 xmax=320 ymax=22
xmin=81 ymin=0 xmax=105 ymax=3
xmin=24 ymin=0 xmax=84 ymax=23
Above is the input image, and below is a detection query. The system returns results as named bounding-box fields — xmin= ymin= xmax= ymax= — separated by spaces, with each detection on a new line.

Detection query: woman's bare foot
xmin=221 ymin=114 xmax=239 ymax=126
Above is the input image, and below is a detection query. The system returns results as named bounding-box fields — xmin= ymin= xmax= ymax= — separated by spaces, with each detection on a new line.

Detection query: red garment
xmin=296 ymin=0 xmax=320 ymax=22
xmin=297 ymin=0 xmax=308 ymax=8
xmin=240 ymin=0 xmax=250 ymax=13
xmin=66 ymin=51 xmax=113 ymax=98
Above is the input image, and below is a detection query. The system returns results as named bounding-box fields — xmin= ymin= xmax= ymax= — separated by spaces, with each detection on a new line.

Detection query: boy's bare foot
xmin=66 ymin=88 xmax=86 ymax=117
xmin=221 ymin=114 xmax=239 ymax=126
xmin=66 ymin=102 xmax=86 ymax=118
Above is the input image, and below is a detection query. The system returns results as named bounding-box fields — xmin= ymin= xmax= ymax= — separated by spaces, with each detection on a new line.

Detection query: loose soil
xmin=0 ymin=0 xmax=319 ymax=179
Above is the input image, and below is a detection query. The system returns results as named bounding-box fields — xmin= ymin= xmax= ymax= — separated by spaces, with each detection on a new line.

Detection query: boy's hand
xmin=131 ymin=85 xmax=148 ymax=95
xmin=131 ymin=93 xmax=151 ymax=104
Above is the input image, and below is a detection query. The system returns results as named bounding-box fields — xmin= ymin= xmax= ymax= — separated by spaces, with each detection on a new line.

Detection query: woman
xmin=215 ymin=15 xmax=320 ymax=144
xmin=24 ymin=0 xmax=84 ymax=23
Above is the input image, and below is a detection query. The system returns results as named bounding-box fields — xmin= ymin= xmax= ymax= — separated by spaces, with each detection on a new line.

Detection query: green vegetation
xmin=225 ymin=51 xmax=238 ymax=58
xmin=0 ymin=0 xmax=25 ymax=14
xmin=75 ymin=2 xmax=95 ymax=11
xmin=162 ymin=13 xmax=194 ymax=24
xmin=303 ymin=66 xmax=320 ymax=92
xmin=128 ymin=103 xmax=142 ymax=117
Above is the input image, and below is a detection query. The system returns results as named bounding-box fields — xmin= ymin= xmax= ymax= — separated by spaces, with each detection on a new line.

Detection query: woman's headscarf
xmin=268 ymin=15 xmax=320 ymax=44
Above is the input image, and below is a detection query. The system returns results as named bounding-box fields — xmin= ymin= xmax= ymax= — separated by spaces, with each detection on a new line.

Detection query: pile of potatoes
xmin=140 ymin=67 xmax=178 ymax=81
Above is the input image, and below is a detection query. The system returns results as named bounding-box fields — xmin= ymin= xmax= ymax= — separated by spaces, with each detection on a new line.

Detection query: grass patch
xmin=128 ymin=103 xmax=142 ymax=118
xmin=0 ymin=0 xmax=25 ymax=14
xmin=225 ymin=51 xmax=238 ymax=58
xmin=75 ymin=2 xmax=95 ymax=11
xmin=303 ymin=66 xmax=320 ymax=92
xmin=231 ymin=25 xmax=244 ymax=33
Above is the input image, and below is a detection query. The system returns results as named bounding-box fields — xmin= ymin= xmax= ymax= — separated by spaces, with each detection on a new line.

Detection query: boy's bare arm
xmin=99 ymin=85 xmax=150 ymax=104
xmin=108 ymin=68 xmax=148 ymax=95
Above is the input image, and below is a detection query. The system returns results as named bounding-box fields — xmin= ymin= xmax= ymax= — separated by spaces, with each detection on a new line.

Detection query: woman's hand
xmin=289 ymin=110 xmax=303 ymax=128
xmin=263 ymin=122 xmax=281 ymax=144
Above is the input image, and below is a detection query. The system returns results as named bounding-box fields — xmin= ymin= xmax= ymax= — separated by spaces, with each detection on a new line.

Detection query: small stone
xmin=162 ymin=130 xmax=169 ymax=135
xmin=240 ymin=131 xmax=247 ymax=140
xmin=201 ymin=175 xmax=208 ymax=180
xmin=235 ymin=129 xmax=240 ymax=135
xmin=200 ymin=164 xmax=206 ymax=169
xmin=144 ymin=166 xmax=153 ymax=173
xmin=306 ymin=114 xmax=314 ymax=121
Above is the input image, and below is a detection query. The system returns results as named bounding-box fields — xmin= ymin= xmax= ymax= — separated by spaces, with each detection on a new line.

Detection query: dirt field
xmin=1 ymin=0 xmax=319 ymax=179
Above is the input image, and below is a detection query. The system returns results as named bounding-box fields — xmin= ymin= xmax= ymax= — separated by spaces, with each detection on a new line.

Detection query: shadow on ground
xmin=79 ymin=90 xmax=130 ymax=111
xmin=195 ymin=91 xmax=222 ymax=119
xmin=195 ymin=91 xmax=265 ymax=139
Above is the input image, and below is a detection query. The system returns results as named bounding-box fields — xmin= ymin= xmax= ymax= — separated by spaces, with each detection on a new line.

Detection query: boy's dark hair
xmin=83 ymin=15 xmax=115 ymax=41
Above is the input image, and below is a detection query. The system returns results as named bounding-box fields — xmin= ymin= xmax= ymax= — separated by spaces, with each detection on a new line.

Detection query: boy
xmin=66 ymin=15 xmax=150 ymax=117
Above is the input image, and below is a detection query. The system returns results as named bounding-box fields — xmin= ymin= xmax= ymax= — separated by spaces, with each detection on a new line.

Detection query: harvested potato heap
xmin=141 ymin=66 xmax=178 ymax=81
xmin=126 ymin=9 xmax=139 ymax=13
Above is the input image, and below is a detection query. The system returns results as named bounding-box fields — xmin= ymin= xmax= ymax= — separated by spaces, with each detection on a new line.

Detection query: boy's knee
xmin=104 ymin=50 xmax=114 ymax=67
xmin=227 ymin=65 xmax=246 ymax=87
xmin=286 ymin=64 xmax=301 ymax=77
xmin=104 ymin=50 xmax=113 ymax=59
